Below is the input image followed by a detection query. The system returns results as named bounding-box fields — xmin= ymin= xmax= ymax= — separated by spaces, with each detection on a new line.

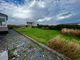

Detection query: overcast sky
xmin=0 ymin=0 xmax=80 ymax=25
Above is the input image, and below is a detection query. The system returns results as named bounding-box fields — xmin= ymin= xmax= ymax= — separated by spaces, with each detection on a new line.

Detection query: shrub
xmin=8 ymin=25 xmax=26 ymax=29
xmin=8 ymin=25 xmax=19 ymax=29
xmin=61 ymin=28 xmax=80 ymax=36
xmin=37 ymin=24 xmax=80 ymax=30
xmin=48 ymin=39 xmax=80 ymax=60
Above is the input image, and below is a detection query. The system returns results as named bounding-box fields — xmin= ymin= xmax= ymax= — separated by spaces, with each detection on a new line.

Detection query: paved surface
xmin=0 ymin=34 xmax=8 ymax=60
xmin=0 ymin=51 xmax=8 ymax=60
xmin=5 ymin=30 xmax=62 ymax=60
xmin=0 ymin=34 xmax=7 ymax=52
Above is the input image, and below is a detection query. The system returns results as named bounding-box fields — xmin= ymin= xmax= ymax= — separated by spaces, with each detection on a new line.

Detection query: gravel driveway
xmin=0 ymin=34 xmax=8 ymax=60
xmin=5 ymin=30 xmax=62 ymax=60
xmin=0 ymin=34 xmax=7 ymax=52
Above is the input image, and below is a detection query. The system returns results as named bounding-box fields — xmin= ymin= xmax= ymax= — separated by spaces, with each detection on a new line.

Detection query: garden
xmin=16 ymin=26 xmax=80 ymax=60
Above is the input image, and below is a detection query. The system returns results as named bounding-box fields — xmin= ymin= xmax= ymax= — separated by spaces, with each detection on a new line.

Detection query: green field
xmin=16 ymin=27 xmax=80 ymax=45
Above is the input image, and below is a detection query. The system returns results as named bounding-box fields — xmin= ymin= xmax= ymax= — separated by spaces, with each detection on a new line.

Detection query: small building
xmin=0 ymin=13 xmax=8 ymax=32
xmin=27 ymin=22 xmax=34 ymax=27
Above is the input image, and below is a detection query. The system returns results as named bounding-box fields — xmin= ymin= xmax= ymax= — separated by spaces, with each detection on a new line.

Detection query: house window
xmin=0 ymin=18 xmax=5 ymax=26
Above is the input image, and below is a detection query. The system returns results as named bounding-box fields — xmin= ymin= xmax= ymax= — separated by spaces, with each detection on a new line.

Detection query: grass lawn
xmin=16 ymin=27 xmax=80 ymax=45
xmin=16 ymin=27 xmax=60 ymax=44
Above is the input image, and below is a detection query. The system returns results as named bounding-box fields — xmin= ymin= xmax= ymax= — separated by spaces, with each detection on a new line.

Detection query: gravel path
xmin=0 ymin=34 xmax=7 ymax=52
xmin=5 ymin=30 xmax=62 ymax=60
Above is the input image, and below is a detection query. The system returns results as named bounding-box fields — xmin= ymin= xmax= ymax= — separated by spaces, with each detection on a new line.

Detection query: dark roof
xmin=0 ymin=13 xmax=8 ymax=20
xmin=0 ymin=13 xmax=8 ymax=17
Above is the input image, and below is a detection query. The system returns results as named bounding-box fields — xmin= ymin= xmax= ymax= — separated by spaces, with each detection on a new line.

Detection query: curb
xmin=14 ymin=29 xmax=71 ymax=60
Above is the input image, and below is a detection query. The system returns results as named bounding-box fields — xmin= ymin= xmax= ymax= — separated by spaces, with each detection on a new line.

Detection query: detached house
xmin=0 ymin=13 xmax=8 ymax=32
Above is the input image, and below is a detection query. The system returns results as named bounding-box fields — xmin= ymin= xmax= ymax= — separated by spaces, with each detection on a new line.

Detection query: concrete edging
xmin=14 ymin=29 xmax=71 ymax=60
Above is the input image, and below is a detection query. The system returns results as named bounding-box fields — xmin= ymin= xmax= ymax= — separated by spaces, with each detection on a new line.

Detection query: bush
xmin=56 ymin=24 xmax=80 ymax=29
xmin=61 ymin=28 xmax=80 ymax=36
xmin=37 ymin=24 xmax=80 ymax=30
xmin=8 ymin=25 xmax=19 ymax=29
xmin=48 ymin=39 xmax=80 ymax=60
xmin=8 ymin=25 xmax=26 ymax=29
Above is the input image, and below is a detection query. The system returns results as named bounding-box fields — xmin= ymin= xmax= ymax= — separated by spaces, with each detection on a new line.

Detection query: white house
xmin=26 ymin=18 xmax=37 ymax=27
xmin=0 ymin=13 xmax=8 ymax=32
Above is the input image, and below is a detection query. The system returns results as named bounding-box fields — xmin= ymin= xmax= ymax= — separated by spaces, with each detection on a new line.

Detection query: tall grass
xmin=48 ymin=38 xmax=80 ymax=60
xmin=61 ymin=28 xmax=80 ymax=36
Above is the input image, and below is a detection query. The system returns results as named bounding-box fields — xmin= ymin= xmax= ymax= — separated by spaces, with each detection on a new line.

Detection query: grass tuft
xmin=48 ymin=38 xmax=80 ymax=60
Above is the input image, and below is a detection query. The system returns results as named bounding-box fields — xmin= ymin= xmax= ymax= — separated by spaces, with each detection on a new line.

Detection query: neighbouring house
xmin=27 ymin=22 xmax=34 ymax=27
xmin=0 ymin=13 xmax=8 ymax=32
